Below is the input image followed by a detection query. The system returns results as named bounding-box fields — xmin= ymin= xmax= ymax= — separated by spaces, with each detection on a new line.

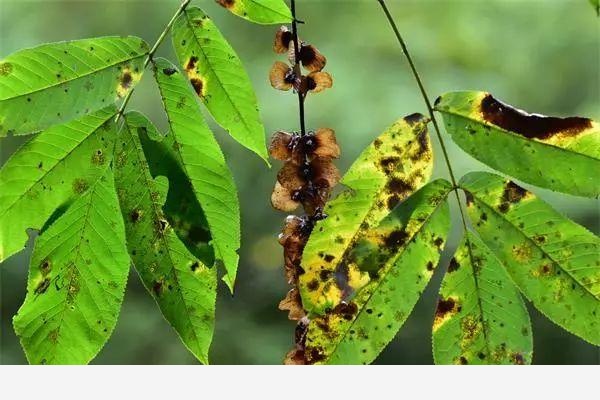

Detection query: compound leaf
xmin=172 ymin=7 xmax=268 ymax=162
xmin=0 ymin=36 xmax=148 ymax=136
xmin=13 ymin=167 xmax=129 ymax=364
xmin=114 ymin=112 xmax=216 ymax=364
xmin=216 ymin=0 xmax=292 ymax=24
xmin=435 ymin=91 xmax=599 ymax=197
xmin=433 ymin=231 xmax=533 ymax=365
xmin=153 ymin=57 xmax=240 ymax=291
xmin=0 ymin=107 xmax=118 ymax=263
xmin=299 ymin=114 xmax=434 ymax=314
xmin=301 ymin=179 xmax=452 ymax=364
xmin=461 ymin=171 xmax=600 ymax=345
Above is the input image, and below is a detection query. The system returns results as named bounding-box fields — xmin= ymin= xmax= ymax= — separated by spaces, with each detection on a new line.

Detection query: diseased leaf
xmin=13 ymin=168 xmax=129 ymax=364
xmin=432 ymin=231 xmax=533 ymax=365
xmin=0 ymin=107 xmax=117 ymax=263
xmin=114 ymin=112 xmax=216 ymax=364
xmin=0 ymin=36 xmax=148 ymax=136
xmin=172 ymin=7 xmax=268 ymax=162
xmin=152 ymin=57 xmax=240 ymax=291
xmin=461 ymin=171 xmax=600 ymax=345
xmin=299 ymin=179 xmax=452 ymax=365
xmin=299 ymin=114 xmax=434 ymax=314
xmin=435 ymin=91 xmax=600 ymax=197
xmin=127 ymin=112 xmax=214 ymax=265
xmin=216 ymin=0 xmax=292 ymax=24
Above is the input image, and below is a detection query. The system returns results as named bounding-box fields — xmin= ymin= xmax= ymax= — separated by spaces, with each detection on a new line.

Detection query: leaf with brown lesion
xmin=435 ymin=91 xmax=600 ymax=197
xmin=298 ymin=114 xmax=434 ymax=314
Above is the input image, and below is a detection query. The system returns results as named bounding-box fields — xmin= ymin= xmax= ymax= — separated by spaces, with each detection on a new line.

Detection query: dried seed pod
xmin=277 ymin=158 xmax=340 ymax=192
xmin=271 ymin=181 xmax=300 ymax=212
xmin=289 ymin=42 xmax=327 ymax=72
xmin=312 ymin=128 xmax=340 ymax=159
xmin=303 ymin=71 xmax=333 ymax=94
xmin=269 ymin=61 xmax=296 ymax=91
xmin=269 ymin=131 xmax=294 ymax=161
xmin=274 ymin=25 xmax=293 ymax=53
xmin=279 ymin=288 xmax=306 ymax=320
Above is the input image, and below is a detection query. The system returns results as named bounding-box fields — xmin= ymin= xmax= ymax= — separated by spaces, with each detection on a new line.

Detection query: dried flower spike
xmin=301 ymin=71 xmax=333 ymax=94
xmin=268 ymin=129 xmax=340 ymax=163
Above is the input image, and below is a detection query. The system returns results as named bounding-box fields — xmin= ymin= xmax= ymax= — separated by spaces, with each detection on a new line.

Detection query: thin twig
xmin=115 ymin=0 xmax=191 ymax=122
xmin=291 ymin=0 xmax=306 ymax=135
xmin=376 ymin=0 xmax=469 ymax=231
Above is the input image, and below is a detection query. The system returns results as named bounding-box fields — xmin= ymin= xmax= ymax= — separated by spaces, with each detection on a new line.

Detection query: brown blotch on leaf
xmin=384 ymin=229 xmax=409 ymax=250
xmin=91 ymin=149 xmax=105 ymax=165
xmin=498 ymin=181 xmax=528 ymax=213
xmin=332 ymin=302 xmax=358 ymax=321
xmin=0 ymin=62 xmax=13 ymax=76
xmin=72 ymin=178 xmax=89 ymax=194
xmin=447 ymin=257 xmax=460 ymax=273
xmin=480 ymin=93 xmax=592 ymax=140
xmin=190 ymin=261 xmax=200 ymax=272
xmin=40 ymin=259 xmax=51 ymax=274
xmin=130 ymin=209 xmax=142 ymax=223
xmin=190 ymin=78 xmax=205 ymax=97
xmin=120 ymin=72 xmax=133 ymax=89
xmin=512 ymin=352 xmax=525 ymax=365
xmin=152 ymin=280 xmax=163 ymax=297
xmin=216 ymin=0 xmax=235 ymax=9
xmin=379 ymin=156 xmax=400 ymax=173
xmin=435 ymin=297 xmax=460 ymax=321
xmin=35 ymin=278 xmax=51 ymax=295
xmin=163 ymin=67 xmax=177 ymax=76
xmin=185 ymin=56 xmax=198 ymax=72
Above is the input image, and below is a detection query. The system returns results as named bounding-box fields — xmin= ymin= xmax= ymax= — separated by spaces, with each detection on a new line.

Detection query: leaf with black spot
xmin=0 ymin=36 xmax=148 ymax=136
xmin=435 ymin=91 xmax=600 ymax=197
xmin=298 ymin=179 xmax=452 ymax=365
xmin=299 ymin=114 xmax=434 ymax=314
xmin=0 ymin=107 xmax=118 ymax=263
xmin=433 ymin=231 xmax=532 ymax=365
xmin=152 ymin=57 xmax=240 ymax=292
xmin=13 ymin=167 xmax=129 ymax=364
xmin=114 ymin=112 xmax=216 ymax=364
xmin=461 ymin=171 xmax=600 ymax=345
xmin=172 ymin=7 xmax=269 ymax=162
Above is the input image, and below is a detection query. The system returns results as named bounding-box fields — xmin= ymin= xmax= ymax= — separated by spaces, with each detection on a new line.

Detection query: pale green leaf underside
xmin=0 ymin=36 xmax=148 ymax=136
xmin=153 ymin=57 xmax=240 ymax=291
xmin=13 ymin=168 xmax=129 ymax=364
xmin=303 ymin=179 xmax=452 ymax=365
xmin=461 ymin=171 xmax=600 ymax=345
xmin=0 ymin=107 xmax=118 ymax=263
xmin=433 ymin=231 xmax=533 ymax=365
xmin=172 ymin=7 xmax=268 ymax=162
xmin=114 ymin=112 xmax=216 ymax=364
xmin=435 ymin=91 xmax=600 ymax=197
xmin=300 ymin=114 xmax=434 ymax=314
xmin=217 ymin=0 xmax=292 ymax=24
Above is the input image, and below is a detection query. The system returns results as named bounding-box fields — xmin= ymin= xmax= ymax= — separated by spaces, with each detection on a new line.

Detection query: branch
xmin=290 ymin=0 xmax=306 ymax=135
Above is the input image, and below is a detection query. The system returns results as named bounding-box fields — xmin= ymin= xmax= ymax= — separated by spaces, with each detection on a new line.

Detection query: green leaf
xmin=114 ymin=112 xmax=217 ymax=364
xmin=0 ymin=36 xmax=148 ymax=136
xmin=127 ymin=112 xmax=214 ymax=265
xmin=172 ymin=7 xmax=268 ymax=162
xmin=432 ymin=231 xmax=533 ymax=365
xmin=216 ymin=0 xmax=292 ymax=24
xmin=434 ymin=91 xmax=600 ymax=197
xmin=152 ymin=57 xmax=240 ymax=291
xmin=299 ymin=114 xmax=434 ymax=314
xmin=13 ymin=167 xmax=129 ymax=364
xmin=460 ymin=171 xmax=600 ymax=345
xmin=300 ymin=179 xmax=452 ymax=364
xmin=0 ymin=107 xmax=118 ymax=263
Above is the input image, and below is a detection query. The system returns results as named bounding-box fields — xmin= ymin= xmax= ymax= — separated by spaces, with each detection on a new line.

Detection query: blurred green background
xmin=1 ymin=0 xmax=598 ymax=365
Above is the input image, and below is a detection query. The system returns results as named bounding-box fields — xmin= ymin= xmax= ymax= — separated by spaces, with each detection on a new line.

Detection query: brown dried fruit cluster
xmin=267 ymin=23 xmax=341 ymax=363
xmin=270 ymin=26 xmax=332 ymax=95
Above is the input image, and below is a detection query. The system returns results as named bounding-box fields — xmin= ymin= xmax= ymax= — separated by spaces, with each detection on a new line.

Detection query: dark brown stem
xmin=291 ymin=0 xmax=306 ymax=135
